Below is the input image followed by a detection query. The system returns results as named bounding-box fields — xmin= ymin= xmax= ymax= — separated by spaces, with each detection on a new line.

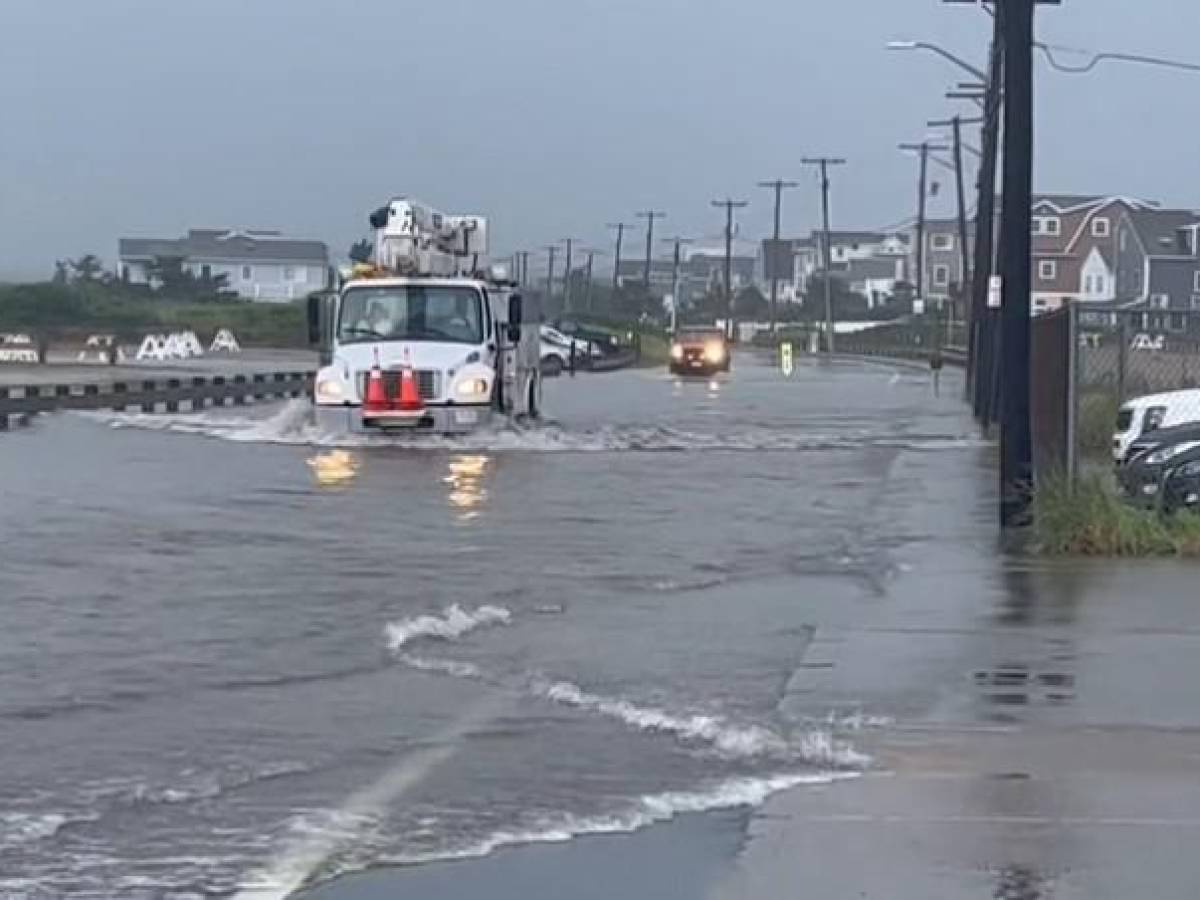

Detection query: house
xmin=1111 ymin=208 xmax=1200 ymax=332
xmin=844 ymin=257 xmax=906 ymax=309
xmin=788 ymin=231 xmax=908 ymax=301
xmin=118 ymin=229 xmax=330 ymax=302
xmin=909 ymin=219 xmax=969 ymax=306
xmin=1020 ymin=195 xmax=1161 ymax=314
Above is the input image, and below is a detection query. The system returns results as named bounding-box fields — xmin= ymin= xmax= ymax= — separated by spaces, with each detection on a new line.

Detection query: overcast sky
xmin=1 ymin=0 xmax=1197 ymax=280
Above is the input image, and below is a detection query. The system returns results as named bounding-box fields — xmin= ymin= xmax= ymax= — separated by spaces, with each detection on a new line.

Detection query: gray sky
xmin=1 ymin=0 xmax=1198 ymax=281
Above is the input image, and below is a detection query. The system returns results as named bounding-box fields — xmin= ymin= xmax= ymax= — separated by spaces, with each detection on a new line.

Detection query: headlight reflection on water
xmin=444 ymin=454 xmax=491 ymax=520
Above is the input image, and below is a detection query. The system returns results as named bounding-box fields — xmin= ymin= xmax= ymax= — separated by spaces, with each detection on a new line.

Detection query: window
xmin=1190 ymin=295 xmax=1200 ymax=311
xmin=1032 ymin=216 xmax=1061 ymax=236
xmin=1151 ymin=293 xmax=1169 ymax=310
xmin=1120 ymin=230 xmax=1129 ymax=252
xmin=1092 ymin=217 xmax=1111 ymax=237
xmin=338 ymin=284 xmax=485 ymax=345
xmin=1038 ymin=260 xmax=1057 ymax=281
xmin=932 ymin=264 xmax=950 ymax=287
xmin=282 ymin=266 xmax=295 ymax=282
xmin=200 ymin=264 xmax=212 ymax=280
xmin=931 ymin=234 xmax=954 ymax=252
xmin=241 ymin=265 xmax=253 ymax=281
xmin=1193 ymin=271 xmax=1200 ymax=293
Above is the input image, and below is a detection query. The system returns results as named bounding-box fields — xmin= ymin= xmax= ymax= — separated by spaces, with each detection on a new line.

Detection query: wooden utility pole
xmin=711 ymin=199 xmax=748 ymax=340
xmin=757 ymin=179 xmax=799 ymax=331
xmin=636 ymin=211 xmax=666 ymax=292
xmin=607 ymin=222 xmax=627 ymax=295
xmin=802 ymin=157 xmax=846 ymax=353
xmin=999 ymin=0 xmax=1036 ymax=527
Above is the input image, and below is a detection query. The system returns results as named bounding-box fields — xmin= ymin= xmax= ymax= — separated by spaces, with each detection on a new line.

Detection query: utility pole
xmin=757 ymin=179 xmax=799 ymax=331
xmin=928 ymin=114 xmax=982 ymax=339
xmin=711 ymin=199 xmax=748 ymax=340
xmin=519 ymin=250 xmax=531 ymax=287
xmin=607 ymin=222 xmax=627 ymax=296
xmin=636 ymin=211 xmax=666 ymax=292
xmin=583 ymin=249 xmax=595 ymax=312
xmin=662 ymin=236 xmax=693 ymax=333
xmin=976 ymin=11 xmax=1005 ymax=425
xmin=802 ymin=157 xmax=846 ymax=353
xmin=561 ymin=238 xmax=577 ymax=312
xmin=544 ymin=244 xmax=558 ymax=308
xmin=899 ymin=141 xmax=949 ymax=313
xmin=999 ymin=0 xmax=1036 ymax=528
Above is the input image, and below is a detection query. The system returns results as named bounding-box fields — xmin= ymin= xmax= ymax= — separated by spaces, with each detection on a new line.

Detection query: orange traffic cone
xmin=397 ymin=366 xmax=424 ymax=412
xmin=363 ymin=366 xmax=388 ymax=413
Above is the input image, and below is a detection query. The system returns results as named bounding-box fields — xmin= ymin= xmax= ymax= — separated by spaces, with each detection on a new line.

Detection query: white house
xmin=118 ymin=229 xmax=330 ymax=302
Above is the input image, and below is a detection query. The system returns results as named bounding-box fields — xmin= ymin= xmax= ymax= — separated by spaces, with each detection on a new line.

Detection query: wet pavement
xmin=2 ymin=352 xmax=1197 ymax=898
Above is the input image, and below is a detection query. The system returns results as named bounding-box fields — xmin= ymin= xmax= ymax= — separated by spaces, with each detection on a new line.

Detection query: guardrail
xmin=0 ymin=370 xmax=314 ymax=429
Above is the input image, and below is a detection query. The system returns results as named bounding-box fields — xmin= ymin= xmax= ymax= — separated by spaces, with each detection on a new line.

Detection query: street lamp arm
xmin=888 ymin=40 xmax=988 ymax=82
xmin=1037 ymin=43 xmax=1200 ymax=74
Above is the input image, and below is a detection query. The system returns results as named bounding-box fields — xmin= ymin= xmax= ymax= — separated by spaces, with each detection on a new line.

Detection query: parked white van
xmin=1112 ymin=389 xmax=1200 ymax=462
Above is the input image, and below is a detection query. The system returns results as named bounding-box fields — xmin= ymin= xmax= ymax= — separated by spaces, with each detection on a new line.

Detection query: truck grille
xmin=358 ymin=369 xmax=440 ymax=401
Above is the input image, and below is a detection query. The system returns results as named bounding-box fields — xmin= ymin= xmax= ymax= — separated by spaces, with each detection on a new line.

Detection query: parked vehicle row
xmin=1113 ymin=389 xmax=1200 ymax=512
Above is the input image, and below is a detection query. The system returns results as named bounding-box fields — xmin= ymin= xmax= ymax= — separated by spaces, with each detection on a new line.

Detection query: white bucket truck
xmin=307 ymin=198 xmax=542 ymax=434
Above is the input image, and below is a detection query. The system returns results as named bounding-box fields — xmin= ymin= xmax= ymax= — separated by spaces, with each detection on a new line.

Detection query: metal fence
xmin=1072 ymin=307 xmax=1200 ymax=471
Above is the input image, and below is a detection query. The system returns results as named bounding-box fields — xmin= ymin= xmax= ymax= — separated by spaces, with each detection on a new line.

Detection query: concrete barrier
xmin=0 ymin=370 xmax=314 ymax=430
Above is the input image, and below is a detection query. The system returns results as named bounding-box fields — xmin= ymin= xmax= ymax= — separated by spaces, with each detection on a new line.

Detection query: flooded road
xmin=1 ymin=355 xmax=989 ymax=897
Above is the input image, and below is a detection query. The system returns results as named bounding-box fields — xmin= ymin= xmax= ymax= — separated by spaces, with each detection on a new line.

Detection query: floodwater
xmin=0 ymin=355 xmax=980 ymax=898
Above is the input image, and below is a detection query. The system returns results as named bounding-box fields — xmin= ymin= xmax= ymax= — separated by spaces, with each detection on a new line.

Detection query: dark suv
xmin=669 ymin=327 xmax=730 ymax=376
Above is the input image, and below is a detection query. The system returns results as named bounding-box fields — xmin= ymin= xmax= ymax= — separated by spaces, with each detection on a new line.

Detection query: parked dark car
xmin=1118 ymin=422 xmax=1200 ymax=507
xmin=1162 ymin=445 xmax=1200 ymax=513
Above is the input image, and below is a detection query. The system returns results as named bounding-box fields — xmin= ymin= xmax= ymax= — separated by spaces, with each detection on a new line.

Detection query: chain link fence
xmin=1072 ymin=308 xmax=1200 ymax=472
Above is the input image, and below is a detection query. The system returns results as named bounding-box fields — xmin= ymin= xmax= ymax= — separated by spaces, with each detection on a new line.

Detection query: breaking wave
xmin=530 ymin=677 xmax=790 ymax=760
xmin=382 ymin=770 xmax=858 ymax=870
xmin=384 ymin=605 xmax=512 ymax=651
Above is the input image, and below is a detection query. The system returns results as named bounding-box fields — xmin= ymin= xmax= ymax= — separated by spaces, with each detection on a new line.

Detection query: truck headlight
xmin=315 ymin=379 xmax=344 ymax=403
xmin=456 ymin=378 xmax=490 ymax=399
xmin=704 ymin=342 xmax=725 ymax=363
xmin=670 ymin=344 xmax=684 ymax=361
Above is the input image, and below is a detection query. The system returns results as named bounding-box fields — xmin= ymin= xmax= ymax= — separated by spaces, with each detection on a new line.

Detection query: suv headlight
xmin=456 ymin=378 xmax=490 ymax=400
xmin=704 ymin=342 xmax=725 ymax=363
xmin=1147 ymin=441 xmax=1200 ymax=465
xmin=670 ymin=344 xmax=684 ymax=361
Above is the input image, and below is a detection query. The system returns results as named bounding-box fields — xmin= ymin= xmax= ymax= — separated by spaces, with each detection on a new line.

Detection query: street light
xmin=887 ymin=40 xmax=989 ymax=82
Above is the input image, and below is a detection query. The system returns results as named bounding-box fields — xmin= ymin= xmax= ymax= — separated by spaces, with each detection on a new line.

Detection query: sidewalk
xmin=714 ymin=421 xmax=1200 ymax=898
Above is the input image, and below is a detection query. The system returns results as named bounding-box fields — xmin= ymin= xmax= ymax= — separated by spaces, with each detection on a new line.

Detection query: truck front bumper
xmin=315 ymin=403 xmax=493 ymax=435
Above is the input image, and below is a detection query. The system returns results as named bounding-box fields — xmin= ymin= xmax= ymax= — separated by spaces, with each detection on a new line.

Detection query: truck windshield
xmin=339 ymin=285 xmax=485 ymax=345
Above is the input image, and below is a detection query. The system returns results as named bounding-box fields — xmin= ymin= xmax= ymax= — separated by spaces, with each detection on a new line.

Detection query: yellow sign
xmin=781 ymin=341 xmax=794 ymax=376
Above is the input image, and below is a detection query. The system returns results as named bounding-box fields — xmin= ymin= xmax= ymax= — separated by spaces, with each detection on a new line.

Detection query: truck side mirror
xmin=507 ymin=294 xmax=523 ymax=343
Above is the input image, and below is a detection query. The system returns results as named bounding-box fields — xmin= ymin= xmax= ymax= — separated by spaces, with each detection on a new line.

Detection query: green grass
xmin=1077 ymin=392 xmax=1120 ymax=460
xmin=1033 ymin=475 xmax=1200 ymax=556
